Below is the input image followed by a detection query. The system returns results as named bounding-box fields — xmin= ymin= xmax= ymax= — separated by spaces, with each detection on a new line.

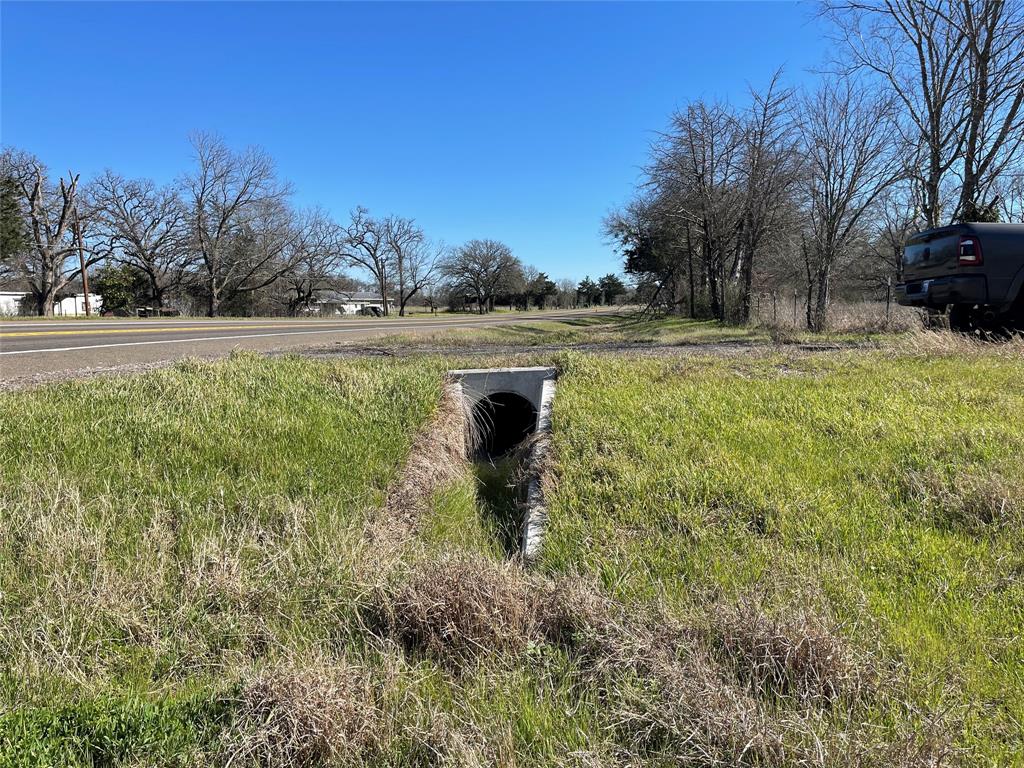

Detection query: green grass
xmin=1 ymin=341 xmax=1022 ymax=765
xmin=0 ymin=352 xmax=448 ymax=764
xmin=542 ymin=350 xmax=1024 ymax=764
xmin=344 ymin=311 xmax=903 ymax=353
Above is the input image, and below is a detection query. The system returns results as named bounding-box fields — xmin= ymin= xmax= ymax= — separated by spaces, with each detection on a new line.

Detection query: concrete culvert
xmin=473 ymin=392 xmax=537 ymax=459
xmin=448 ymin=367 xmax=557 ymax=560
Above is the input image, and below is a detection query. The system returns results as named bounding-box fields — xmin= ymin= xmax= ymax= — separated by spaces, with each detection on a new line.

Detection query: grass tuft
xmin=221 ymin=657 xmax=379 ymax=768
xmin=710 ymin=599 xmax=871 ymax=706
xmin=900 ymin=467 xmax=1022 ymax=534
xmin=367 ymin=552 xmax=535 ymax=668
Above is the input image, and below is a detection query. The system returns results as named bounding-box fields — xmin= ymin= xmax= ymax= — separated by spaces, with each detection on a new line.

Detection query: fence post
xmin=886 ymin=277 xmax=892 ymax=324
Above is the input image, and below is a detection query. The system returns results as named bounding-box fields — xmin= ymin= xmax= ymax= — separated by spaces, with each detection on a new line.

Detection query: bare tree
xmin=214 ymin=197 xmax=303 ymax=314
xmin=556 ymin=277 xmax=577 ymax=309
xmin=0 ymin=148 xmax=97 ymax=316
xmin=343 ymin=207 xmax=392 ymax=315
xmin=649 ymin=100 xmax=745 ymax=320
xmin=954 ymin=0 xmax=1024 ymax=219
xmin=862 ymin=189 xmax=920 ymax=289
xmin=90 ymin=171 xmax=190 ymax=309
xmin=997 ymin=171 xmax=1024 ymax=220
xmin=733 ymin=71 xmax=803 ymax=322
xmin=825 ymin=0 xmax=968 ymax=227
xmin=384 ymin=215 xmax=442 ymax=316
xmin=800 ymin=78 xmax=903 ymax=330
xmin=440 ymin=239 xmax=520 ymax=313
xmin=184 ymin=132 xmax=291 ymax=316
xmin=281 ymin=208 xmax=345 ymax=315
xmin=825 ymin=0 xmax=1024 ymax=225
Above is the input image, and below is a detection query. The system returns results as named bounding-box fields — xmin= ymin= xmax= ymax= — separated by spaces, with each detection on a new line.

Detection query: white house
xmin=0 ymin=281 xmax=103 ymax=316
xmin=54 ymin=293 xmax=103 ymax=316
xmin=0 ymin=291 xmax=27 ymax=316
xmin=313 ymin=290 xmax=394 ymax=315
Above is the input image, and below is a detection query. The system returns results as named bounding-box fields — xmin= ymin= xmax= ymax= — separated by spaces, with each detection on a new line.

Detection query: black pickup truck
xmin=896 ymin=223 xmax=1024 ymax=332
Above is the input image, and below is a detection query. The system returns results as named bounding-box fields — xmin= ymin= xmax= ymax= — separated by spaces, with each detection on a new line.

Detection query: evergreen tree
xmin=92 ymin=263 xmax=150 ymax=314
xmin=577 ymin=276 xmax=600 ymax=306
xmin=598 ymin=273 xmax=627 ymax=305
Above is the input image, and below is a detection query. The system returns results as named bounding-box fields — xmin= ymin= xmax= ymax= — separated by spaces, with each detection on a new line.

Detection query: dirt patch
xmin=366 ymin=381 xmax=474 ymax=546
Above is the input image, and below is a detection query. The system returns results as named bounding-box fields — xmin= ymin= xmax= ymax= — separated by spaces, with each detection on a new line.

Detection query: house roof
xmin=0 ymin=278 xmax=91 ymax=294
xmin=0 ymin=278 xmax=34 ymax=293
xmin=317 ymin=290 xmax=387 ymax=303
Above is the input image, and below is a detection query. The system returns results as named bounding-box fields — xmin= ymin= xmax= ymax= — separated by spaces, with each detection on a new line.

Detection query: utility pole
xmin=73 ymin=207 xmax=91 ymax=317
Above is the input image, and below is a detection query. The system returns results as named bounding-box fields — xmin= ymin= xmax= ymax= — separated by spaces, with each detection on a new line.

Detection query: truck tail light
xmin=958 ymin=236 xmax=983 ymax=266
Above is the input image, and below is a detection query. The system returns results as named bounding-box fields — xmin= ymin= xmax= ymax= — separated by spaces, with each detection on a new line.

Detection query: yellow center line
xmin=0 ymin=322 xmax=363 ymax=338
xmin=0 ymin=315 xmax=542 ymax=339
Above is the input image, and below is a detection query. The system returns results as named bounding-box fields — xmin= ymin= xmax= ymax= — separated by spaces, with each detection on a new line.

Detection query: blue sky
xmin=1 ymin=2 xmax=828 ymax=282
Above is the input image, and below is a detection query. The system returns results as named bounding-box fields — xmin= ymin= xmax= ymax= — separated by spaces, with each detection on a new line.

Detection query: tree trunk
xmin=804 ymin=281 xmax=814 ymax=330
xmin=810 ymin=263 xmax=831 ymax=332
xmin=924 ymin=146 xmax=943 ymax=228
xmin=378 ymin=277 xmax=389 ymax=316
xmin=705 ymin=233 xmax=722 ymax=321
xmin=37 ymin=290 xmax=53 ymax=317
xmin=739 ymin=251 xmax=753 ymax=324
xmin=686 ymin=225 xmax=696 ymax=319
xmin=207 ymin=285 xmax=219 ymax=317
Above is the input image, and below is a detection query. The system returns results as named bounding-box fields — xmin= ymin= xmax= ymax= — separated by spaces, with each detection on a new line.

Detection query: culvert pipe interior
xmin=448 ymin=366 xmax=557 ymax=560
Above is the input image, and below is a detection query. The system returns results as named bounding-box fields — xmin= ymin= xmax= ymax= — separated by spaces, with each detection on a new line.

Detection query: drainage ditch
xmin=448 ymin=367 xmax=557 ymax=561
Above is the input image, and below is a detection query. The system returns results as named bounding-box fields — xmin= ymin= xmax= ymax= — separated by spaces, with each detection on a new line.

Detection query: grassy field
xmin=542 ymin=349 xmax=1024 ymax=765
xmin=0 ymin=354 xmax=450 ymax=765
xmin=328 ymin=311 xmax=905 ymax=354
xmin=1 ymin=326 xmax=1022 ymax=766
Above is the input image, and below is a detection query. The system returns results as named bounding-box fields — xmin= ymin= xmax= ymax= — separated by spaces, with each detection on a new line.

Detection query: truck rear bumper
xmin=896 ymin=275 xmax=988 ymax=308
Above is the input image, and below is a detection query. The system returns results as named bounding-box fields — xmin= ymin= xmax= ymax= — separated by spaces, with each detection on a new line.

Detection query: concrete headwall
xmin=448 ymin=366 xmax=557 ymax=432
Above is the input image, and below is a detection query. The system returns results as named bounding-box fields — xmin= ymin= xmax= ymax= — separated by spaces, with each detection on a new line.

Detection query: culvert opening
xmin=449 ymin=367 xmax=557 ymax=561
xmin=472 ymin=392 xmax=537 ymax=460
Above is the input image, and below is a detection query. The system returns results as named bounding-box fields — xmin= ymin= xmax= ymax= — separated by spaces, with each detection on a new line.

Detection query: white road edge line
xmin=0 ymin=317 xmax=569 ymax=355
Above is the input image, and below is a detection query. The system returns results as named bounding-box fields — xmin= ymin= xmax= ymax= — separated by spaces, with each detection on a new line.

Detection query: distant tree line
xmin=606 ymin=0 xmax=1024 ymax=330
xmin=0 ymin=133 xmax=628 ymax=317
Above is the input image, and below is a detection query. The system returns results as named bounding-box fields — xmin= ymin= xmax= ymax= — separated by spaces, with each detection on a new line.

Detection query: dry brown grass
xmin=754 ymin=300 xmax=922 ymax=336
xmin=901 ymin=467 xmax=1022 ymax=534
xmin=360 ymin=551 xmax=922 ymax=766
xmin=890 ymin=327 xmax=1024 ymax=356
xmin=710 ymin=599 xmax=872 ymax=706
xmin=221 ymin=657 xmax=380 ymax=767
xmin=367 ymin=381 xmax=474 ymax=547
xmin=367 ymin=552 xmax=537 ymax=667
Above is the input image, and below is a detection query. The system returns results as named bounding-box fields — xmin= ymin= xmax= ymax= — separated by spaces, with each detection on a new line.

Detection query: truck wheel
xmin=922 ymin=309 xmax=948 ymax=330
xmin=948 ymin=304 xmax=981 ymax=335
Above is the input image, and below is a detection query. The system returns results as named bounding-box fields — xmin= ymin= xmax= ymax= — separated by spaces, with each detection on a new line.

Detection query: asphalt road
xmin=0 ymin=310 xmax=603 ymax=385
